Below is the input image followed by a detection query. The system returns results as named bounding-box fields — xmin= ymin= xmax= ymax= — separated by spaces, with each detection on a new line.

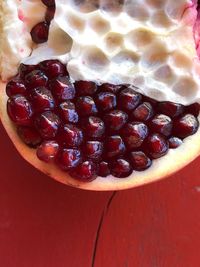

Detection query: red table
xmin=1 ymin=122 xmax=200 ymax=267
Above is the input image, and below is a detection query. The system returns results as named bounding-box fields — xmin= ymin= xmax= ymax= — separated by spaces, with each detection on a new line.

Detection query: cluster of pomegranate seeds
xmin=6 ymin=60 xmax=200 ymax=182
xmin=30 ymin=0 xmax=55 ymax=44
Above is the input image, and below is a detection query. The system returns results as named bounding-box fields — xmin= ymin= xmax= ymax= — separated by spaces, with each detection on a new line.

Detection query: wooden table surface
xmin=1 ymin=122 xmax=200 ymax=267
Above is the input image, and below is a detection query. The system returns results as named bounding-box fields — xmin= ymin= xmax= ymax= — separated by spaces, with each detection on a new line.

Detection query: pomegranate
xmin=1 ymin=0 xmax=200 ymax=190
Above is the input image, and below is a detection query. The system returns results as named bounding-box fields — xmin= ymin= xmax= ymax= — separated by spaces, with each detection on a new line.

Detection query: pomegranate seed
xmin=49 ymin=76 xmax=75 ymax=102
xmin=30 ymin=87 xmax=55 ymax=113
xmin=25 ymin=70 xmax=48 ymax=89
xmin=145 ymin=133 xmax=169 ymax=159
xmin=84 ymin=141 xmax=104 ymax=161
xmin=82 ymin=116 xmax=105 ymax=138
xmin=132 ymin=102 xmax=154 ymax=121
xmin=7 ymin=95 xmax=33 ymax=125
xmin=98 ymin=161 xmax=111 ymax=177
xmin=150 ymin=114 xmax=172 ymax=137
xmin=119 ymin=87 xmax=142 ymax=111
xmin=110 ymin=158 xmax=132 ymax=178
xmin=121 ymin=122 xmax=148 ymax=149
xmin=19 ymin=64 xmax=37 ymax=78
xmin=30 ymin=22 xmax=49 ymax=44
xmin=105 ymin=135 xmax=126 ymax=158
xmin=45 ymin=6 xmax=55 ymax=23
xmin=57 ymin=148 xmax=82 ymax=170
xmin=6 ymin=77 xmax=27 ymax=97
xmin=158 ymin=101 xmax=184 ymax=118
xmin=168 ymin=137 xmax=183 ymax=149
xmin=58 ymin=101 xmax=79 ymax=123
xmin=96 ymin=92 xmax=117 ymax=112
xmin=17 ymin=126 xmax=41 ymax=147
xmin=75 ymin=81 xmax=98 ymax=96
xmin=173 ymin=114 xmax=199 ymax=138
xmin=104 ymin=110 xmax=128 ymax=131
xmin=37 ymin=141 xmax=59 ymax=162
xmin=58 ymin=124 xmax=83 ymax=147
xmin=76 ymin=96 xmax=98 ymax=116
xmin=129 ymin=151 xmax=152 ymax=171
xmin=99 ymin=83 xmax=122 ymax=94
xmin=70 ymin=161 xmax=97 ymax=182
xmin=39 ymin=60 xmax=67 ymax=79
xmin=42 ymin=0 xmax=55 ymax=7
xmin=35 ymin=111 xmax=61 ymax=139
xmin=186 ymin=103 xmax=200 ymax=117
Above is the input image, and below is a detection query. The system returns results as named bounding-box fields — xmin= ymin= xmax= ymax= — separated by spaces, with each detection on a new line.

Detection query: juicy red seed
xmin=58 ymin=124 xmax=83 ymax=147
xmin=84 ymin=141 xmax=103 ymax=161
xmin=82 ymin=116 xmax=105 ymax=138
xmin=45 ymin=6 xmax=55 ymax=23
xmin=42 ymin=0 xmax=55 ymax=7
xmin=99 ymin=83 xmax=123 ymax=94
xmin=129 ymin=151 xmax=152 ymax=171
xmin=35 ymin=111 xmax=61 ymax=139
xmin=49 ymin=76 xmax=75 ymax=102
xmin=121 ymin=122 xmax=148 ymax=149
xmin=76 ymin=96 xmax=98 ymax=116
xmin=168 ymin=137 xmax=183 ymax=149
xmin=150 ymin=114 xmax=172 ymax=137
xmin=6 ymin=77 xmax=27 ymax=97
xmin=105 ymin=135 xmax=126 ymax=158
xmin=96 ymin=92 xmax=117 ymax=112
xmin=7 ymin=95 xmax=33 ymax=126
xmin=98 ymin=161 xmax=111 ymax=177
xmin=30 ymin=22 xmax=49 ymax=44
xmin=19 ymin=64 xmax=37 ymax=78
xmin=17 ymin=126 xmax=42 ymax=147
xmin=58 ymin=101 xmax=79 ymax=123
xmin=57 ymin=148 xmax=82 ymax=170
xmin=39 ymin=60 xmax=67 ymax=79
xmin=25 ymin=70 xmax=48 ymax=88
xmin=119 ymin=88 xmax=142 ymax=111
xmin=37 ymin=140 xmax=59 ymax=162
xmin=30 ymin=87 xmax=55 ymax=112
xmin=110 ymin=158 xmax=132 ymax=178
xmin=145 ymin=133 xmax=169 ymax=159
xmin=70 ymin=161 xmax=97 ymax=182
xmin=158 ymin=101 xmax=184 ymax=118
xmin=173 ymin=114 xmax=199 ymax=138
xmin=132 ymin=102 xmax=154 ymax=121
xmin=186 ymin=103 xmax=200 ymax=117
xmin=104 ymin=110 xmax=128 ymax=131
xmin=75 ymin=81 xmax=98 ymax=96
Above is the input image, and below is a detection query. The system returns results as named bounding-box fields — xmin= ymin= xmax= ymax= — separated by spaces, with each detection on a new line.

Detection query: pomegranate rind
xmin=1 ymin=82 xmax=200 ymax=191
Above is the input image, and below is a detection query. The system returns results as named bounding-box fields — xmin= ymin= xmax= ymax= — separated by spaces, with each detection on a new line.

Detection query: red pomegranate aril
xmin=19 ymin=64 xmax=37 ymax=78
xmin=17 ymin=126 xmax=42 ymax=148
xmin=75 ymin=81 xmax=98 ymax=96
xmin=39 ymin=60 xmax=67 ymax=79
xmin=70 ymin=161 xmax=97 ymax=182
xmin=110 ymin=158 xmax=132 ymax=178
xmin=37 ymin=141 xmax=59 ymax=162
xmin=30 ymin=21 xmax=49 ymax=44
xmin=35 ymin=111 xmax=61 ymax=139
xmin=76 ymin=96 xmax=98 ymax=116
xmin=25 ymin=70 xmax=48 ymax=89
xmin=186 ymin=103 xmax=200 ymax=117
xmin=6 ymin=77 xmax=27 ymax=97
xmin=168 ymin=137 xmax=183 ymax=149
xmin=119 ymin=87 xmax=142 ymax=111
xmin=104 ymin=110 xmax=128 ymax=131
xmin=129 ymin=151 xmax=152 ymax=171
xmin=7 ymin=95 xmax=33 ymax=126
xmin=45 ymin=6 xmax=55 ymax=23
xmin=121 ymin=122 xmax=148 ymax=149
xmin=84 ymin=141 xmax=104 ymax=161
xmin=132 ymin=102 xmax=154 ymax=121
xmin=42 ymin=0 xmax=55 ymax=7
xmin=49 ymin=76 xmax=75 ymax=102
xmin=105 ymin=135 xmax=126 ymax=158
xmin=150 ymin=114 xmax=172 ymax=137
xmin=98 ymin=161 xmax=111 ymax=177
xmin=57 ymin=148 xmax=82 ymax=170
xmin=158 ymin=101 xmax=184 ymax=118
xmin=173 ymin=114 xmax=199 ymax=138
xmin=30 ymin=87 xmax=55 ymax=113
xmin=96 ymin=92 xmax=117 ymax=112
xmin=58 ymin=124 xmax=83 ymax=147
xmin=82 ymin=116 xmax=105 ymax=138
xmin=145 ymin=133 xmax=169 ymax=159
xmin=99 ymin=83 xmax=122 ymax=94
xmin=58 ymin=101 xmax=79 ymax=123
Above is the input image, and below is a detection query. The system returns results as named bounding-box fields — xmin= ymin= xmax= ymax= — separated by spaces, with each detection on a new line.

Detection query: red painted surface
xmin=1 ymin=122 xmax=200 ymax=267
